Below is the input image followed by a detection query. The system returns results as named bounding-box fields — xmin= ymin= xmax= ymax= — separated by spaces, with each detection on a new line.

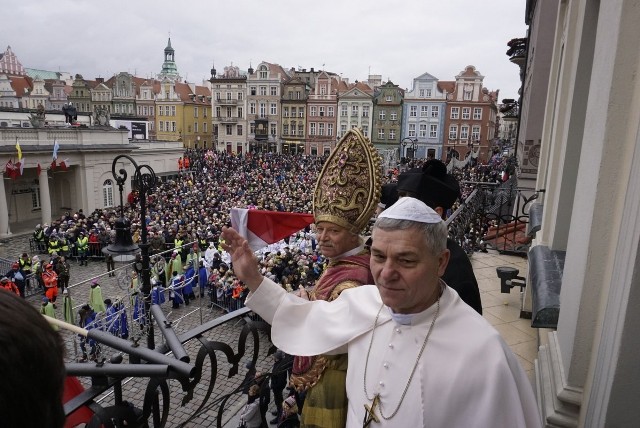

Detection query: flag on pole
xmin=52 ymin=139 xmax=60 ymax=160
xmin=37 ymin=163 xmax=42 ymax=176
xmin=59 ymin=158 xmax=69 ymax=171
xmin=51 ymin=160 xmax=56 ymax=171
xmin=15 ymin=139 xmax=22 ymax=161
xmin=17 ymin=157 xmax=24 ymax=175
xmin=230 ymin=208 xmax=315 ymax=252
xmin=4 ymin=160 xmax=19 ymax=179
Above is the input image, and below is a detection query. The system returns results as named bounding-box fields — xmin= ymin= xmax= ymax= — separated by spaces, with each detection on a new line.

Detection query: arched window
xmin=103 ymin=179 xmax=114 ymax=207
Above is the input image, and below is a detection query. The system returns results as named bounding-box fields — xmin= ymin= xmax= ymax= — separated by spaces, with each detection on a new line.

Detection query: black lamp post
xmin=401 ymin=137 xmax=418 ymax=160
xmin=103 ymin=154 xmax=157 ymax=349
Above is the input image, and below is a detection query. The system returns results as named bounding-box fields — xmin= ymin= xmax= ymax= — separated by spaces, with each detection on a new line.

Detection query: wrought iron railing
xmin=447 ymin=177 xmax=539 ymax=256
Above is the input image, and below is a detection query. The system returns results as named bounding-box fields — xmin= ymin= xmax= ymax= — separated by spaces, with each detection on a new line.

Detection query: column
xmin=39 ymin=167 xmax=52 ymax=226
xmin=0 ymin=175 xmax=9 ymax=236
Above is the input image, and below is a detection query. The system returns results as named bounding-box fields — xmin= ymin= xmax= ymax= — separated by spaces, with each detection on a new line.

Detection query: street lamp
xmin=103 ymin=154 xmax=158 ymax=349
xmin=401 ymin=137 xmax=418 ymax=160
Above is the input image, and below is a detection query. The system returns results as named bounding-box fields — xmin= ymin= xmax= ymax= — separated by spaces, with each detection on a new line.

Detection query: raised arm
xmin=220 ymin=226 xmax=264 ymax=290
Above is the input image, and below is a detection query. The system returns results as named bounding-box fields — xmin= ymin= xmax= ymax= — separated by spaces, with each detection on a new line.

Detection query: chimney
xmin=310 ymin=68 xmax=314 ymax=73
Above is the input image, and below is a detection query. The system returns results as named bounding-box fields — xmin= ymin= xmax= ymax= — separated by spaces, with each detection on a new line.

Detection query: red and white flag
xmin=4 ymin=160 xmax=19 ymax=179
xmin=230 ymin=208 xmax=314 ymax=251
xmin=59 ymin=158 xmax=69 ymax=171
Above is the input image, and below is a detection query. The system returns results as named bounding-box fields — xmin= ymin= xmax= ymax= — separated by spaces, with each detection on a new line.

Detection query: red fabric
xmin=311 ymin=254 xmax=373 ymax=301
xmin=246 ymin=210 xmax=314 ymax=245
xmin=63 ymin=376 xmax=94 ymax=427
xmin=4 ymin=160 xmax=19 ymax=179
xmin=37 ymin=163 xmax=42 ymax=176
xmin=51 ymin=160 xmax=57 ymax=170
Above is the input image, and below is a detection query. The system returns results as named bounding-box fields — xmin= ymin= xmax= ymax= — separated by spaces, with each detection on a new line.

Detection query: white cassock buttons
xmin=383 ymin=362 xmax=389 ymax=368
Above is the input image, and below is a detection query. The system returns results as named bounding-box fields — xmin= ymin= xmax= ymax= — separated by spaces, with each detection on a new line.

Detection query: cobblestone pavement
xmin=0 ymin=233 xmax=275 ymax=427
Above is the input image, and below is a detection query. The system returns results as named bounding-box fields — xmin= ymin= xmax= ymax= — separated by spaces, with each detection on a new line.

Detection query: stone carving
xmin=28 ymin=104 xmax=46 ymax=128
xmin=94 ymin=106 xmax=111 ymax=126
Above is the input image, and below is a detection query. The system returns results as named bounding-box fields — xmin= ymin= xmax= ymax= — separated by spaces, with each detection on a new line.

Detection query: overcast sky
xmin=3 ymin=0 xmax=527 ymax=100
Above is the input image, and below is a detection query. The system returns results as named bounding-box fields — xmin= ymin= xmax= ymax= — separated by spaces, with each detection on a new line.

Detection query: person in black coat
xmin=269 ymin=350 xmax=289 ymax=424
xmin=392 ymin=159 xmax=483 ymax=314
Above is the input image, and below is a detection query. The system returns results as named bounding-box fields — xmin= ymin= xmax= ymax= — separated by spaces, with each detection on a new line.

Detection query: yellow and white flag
xmin=16 ymin=139 xmax=22 ymax=161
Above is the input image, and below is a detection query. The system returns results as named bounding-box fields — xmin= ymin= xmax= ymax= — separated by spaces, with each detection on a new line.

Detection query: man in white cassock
xmin=222 ymin=197 xmax=541 ymax=428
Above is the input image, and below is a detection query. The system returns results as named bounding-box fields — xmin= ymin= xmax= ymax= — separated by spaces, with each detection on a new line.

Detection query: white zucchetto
xmin=378 ymin=197 xmax=442 ymax=224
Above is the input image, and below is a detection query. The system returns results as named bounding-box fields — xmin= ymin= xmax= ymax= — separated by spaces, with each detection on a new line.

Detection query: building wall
xmin=247 ymin=63 xmax=287 ymax=152
xmin=211 ymin=71 xmax=247 ymax=154
xmin=0 ymin=128 xmax=183 ymax=235
xmin=403 ymin=73 xmax=447 ymax=159
xmin=306 ymin=72 xmax=338 ymax=155
xmin=371 ymin=81 xmax=403 ymax=152
xmin=337 ymin=85 xmax=373 ymax=140
xmin=517 ymin=0 xmax=559 ymax=183
xmin=281 ymin=78 xmax=308 ymax=154
xmin=526 ymin=0 xmax=640 ymax=426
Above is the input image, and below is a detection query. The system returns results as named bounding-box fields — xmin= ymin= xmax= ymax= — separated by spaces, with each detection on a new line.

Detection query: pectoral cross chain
xmin=363 ymin=394 xmax=380 ymax=427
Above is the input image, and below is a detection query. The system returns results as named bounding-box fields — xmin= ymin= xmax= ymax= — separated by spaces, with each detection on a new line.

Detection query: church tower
xmin=157 ymin=37 xmax=182 ymax=82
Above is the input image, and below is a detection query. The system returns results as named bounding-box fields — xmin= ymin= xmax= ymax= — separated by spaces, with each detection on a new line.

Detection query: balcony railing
xmin=215 ymin=99 xmax=239 ymax=106
xmin=219 ymin=117 xmax=239 ymax=123
xmin=447 ymin=177 xmax=539 ymax=256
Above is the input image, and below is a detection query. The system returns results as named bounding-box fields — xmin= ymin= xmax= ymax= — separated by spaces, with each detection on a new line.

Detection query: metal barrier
xmin=0 ymin=257 xmax=40 ymax=297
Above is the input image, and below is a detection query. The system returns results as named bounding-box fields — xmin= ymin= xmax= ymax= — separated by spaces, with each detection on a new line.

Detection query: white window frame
xmin=431 ymin=106 xmax=439 ymax=118
xmin=473 ymin=107 xmax=482 ymax=120
xmin=419 ymin=124 xmax=427 ymax=138
xmin=408 ymin=124 xmax=416 ymax=137
xmin=103 ymin=179 xmax=114 ymax=207
xmin=449 ymin=125 xmax=458 ymax=140
xmin=462 ymin=107 xmax=471 ymax=120
xmin=410 ymin=106 xmax=417 ymax=117
xmin=429 ymin=124 xmax=438 ymax=138
xmin=471 ymin=125 xmax=481 ymax=141
xmin=460 ymin=125 xmax=469 ymax=139
xmin=450 ymin=107 xmax=459 ymax=119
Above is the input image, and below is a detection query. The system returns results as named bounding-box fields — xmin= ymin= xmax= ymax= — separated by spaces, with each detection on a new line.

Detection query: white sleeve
xmin=246 ymin=278 xmax=379 ymax=356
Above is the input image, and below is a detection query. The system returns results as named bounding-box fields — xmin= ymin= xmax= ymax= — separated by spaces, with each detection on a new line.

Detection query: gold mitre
xmin=313 ymin=128 xmax=382 ymax=234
